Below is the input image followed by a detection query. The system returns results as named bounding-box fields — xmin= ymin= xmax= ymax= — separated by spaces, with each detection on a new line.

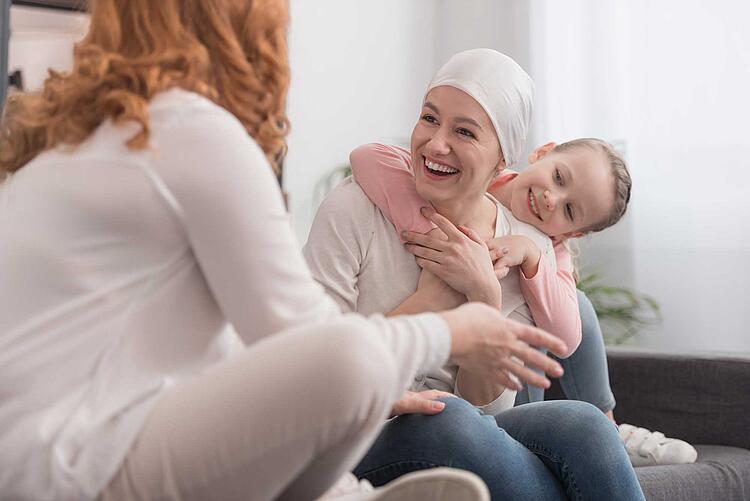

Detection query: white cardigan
xmin=0 ymin=90 xmax=450 ymax=500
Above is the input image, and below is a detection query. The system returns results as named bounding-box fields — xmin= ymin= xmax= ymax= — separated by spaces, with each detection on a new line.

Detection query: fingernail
xmin=401 ymin=230 xmax=408 ymax=237
xmin=432 ymin=401 xmax=445 ymax=410
xmin=502 ymin=247 xmax=510 ymax=254
xmin=420 ymin=207 xmax=429 ymax=215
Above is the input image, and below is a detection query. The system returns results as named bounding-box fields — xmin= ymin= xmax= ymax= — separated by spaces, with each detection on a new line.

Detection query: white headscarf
xmin=426 ymin=48 xmax=534 ymax=167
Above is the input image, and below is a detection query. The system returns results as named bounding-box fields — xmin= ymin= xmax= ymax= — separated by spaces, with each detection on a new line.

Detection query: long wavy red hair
xmin=0 ymin=0 xmax=290 ymax=175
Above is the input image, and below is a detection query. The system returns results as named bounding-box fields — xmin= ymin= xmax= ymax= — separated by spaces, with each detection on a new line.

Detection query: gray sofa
xmin=546 ymin=348 xmax=750 ymax=501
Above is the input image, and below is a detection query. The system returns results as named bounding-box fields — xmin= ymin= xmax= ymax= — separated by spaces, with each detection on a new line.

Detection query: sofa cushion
xmin=636 ymin=445 xmax=750 ymax=501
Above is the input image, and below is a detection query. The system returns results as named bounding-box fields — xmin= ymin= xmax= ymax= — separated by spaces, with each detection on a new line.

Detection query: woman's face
xmin=411 ymin=86 xmax=504 ymax=206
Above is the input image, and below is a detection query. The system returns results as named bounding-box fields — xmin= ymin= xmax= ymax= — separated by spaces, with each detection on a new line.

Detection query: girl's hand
xmin=390 ymin=390 xmax=457 ymax=417
xmin=403 ymin=207 xmax=502 ymax=310
xmin=487 ymin=235 xmax=542 ymax=280
xmin=440 ymin=302 xmax=567 ymax=391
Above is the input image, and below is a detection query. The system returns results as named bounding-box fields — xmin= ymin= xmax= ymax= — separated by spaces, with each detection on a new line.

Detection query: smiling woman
xmin=303 ymin=48 xmax=645 ymax=500
xmin=412 ymin=85 xmax=504 ymax=217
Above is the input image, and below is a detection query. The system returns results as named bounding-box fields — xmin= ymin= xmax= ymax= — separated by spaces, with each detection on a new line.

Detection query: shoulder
xmin=314 ymin=177 xmax=379 ymax=229
xmin=143 ymin=89 xmax=285 ymax=220
xmin=308 ymin=176 xmax=407 ymax=256
xmin=149 ymin=88 xmax=267 ymax=167
xmin=149 ymin=88 xmax=238 ymax=125
xmin=147 ymin=89 xmax=274 ymax=187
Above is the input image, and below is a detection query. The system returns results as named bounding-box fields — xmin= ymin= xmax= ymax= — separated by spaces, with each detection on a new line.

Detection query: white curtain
xmin=527 ymin=0 xmax=750 ymax=353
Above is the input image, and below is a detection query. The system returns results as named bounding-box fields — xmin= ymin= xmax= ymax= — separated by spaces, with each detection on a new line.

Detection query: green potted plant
xmin=576 ymin=270 xmax=661 ymax=345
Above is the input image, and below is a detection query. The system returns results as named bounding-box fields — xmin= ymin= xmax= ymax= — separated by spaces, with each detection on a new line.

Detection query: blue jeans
xmin=355 ymin=397 xmax=644 ymax=500
xmin=515 ymin=289 xmax=617 ymax=412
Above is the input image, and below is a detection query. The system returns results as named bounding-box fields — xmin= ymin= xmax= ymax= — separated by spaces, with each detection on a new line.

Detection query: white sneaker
xmin=319 ymin=472 xmax=374 ymax=498
xmin=318 ymin=468 xmax=489 ymax=501
xmin=618 ymin=423 xmax=698 ymax=467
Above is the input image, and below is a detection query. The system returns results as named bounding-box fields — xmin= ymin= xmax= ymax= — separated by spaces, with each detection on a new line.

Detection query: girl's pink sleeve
xmin=350 ymin=143 xmax=435 ymax=239
xmin=519 ymin=241 xmax=582 ymax=357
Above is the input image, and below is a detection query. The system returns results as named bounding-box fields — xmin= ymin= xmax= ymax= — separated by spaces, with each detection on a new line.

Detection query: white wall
xmin=7 ymin=6 xmax=87 ymax=91
xmin=434 ymin=0 xmax=530 ymax=69
xmin=284 ymin=0 xmax=438 ymax=241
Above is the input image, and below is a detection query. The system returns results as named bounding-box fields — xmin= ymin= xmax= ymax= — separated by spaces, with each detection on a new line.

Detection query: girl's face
xmin=411 ymin=86 xmax=504 ymax=207
xmin=509 ymin=144 xmax=616 ymax=238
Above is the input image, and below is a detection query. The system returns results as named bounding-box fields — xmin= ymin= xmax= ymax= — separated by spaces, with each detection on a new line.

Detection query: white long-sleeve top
xmin=303 ymin=178 xmax=554 ymax=415
xmin=0 ymin=89 xmax=450 ymax=500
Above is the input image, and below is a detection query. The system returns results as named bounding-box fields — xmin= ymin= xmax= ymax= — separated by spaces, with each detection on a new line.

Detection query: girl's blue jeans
xmin=515 ymin=289 xmax=616 ymax=411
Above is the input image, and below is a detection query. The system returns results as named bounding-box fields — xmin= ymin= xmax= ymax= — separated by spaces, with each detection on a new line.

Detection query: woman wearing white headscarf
xmin=304 ymin=49 xmax=645 ymax=500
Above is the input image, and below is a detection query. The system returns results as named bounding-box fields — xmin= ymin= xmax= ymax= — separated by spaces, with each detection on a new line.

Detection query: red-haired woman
xmin=0 ymin=1 xmax=567 ymax=499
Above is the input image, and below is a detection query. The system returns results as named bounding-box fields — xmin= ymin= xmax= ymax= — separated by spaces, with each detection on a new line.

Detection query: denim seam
xmin=521 ymin=440 xmax=583 ymax=501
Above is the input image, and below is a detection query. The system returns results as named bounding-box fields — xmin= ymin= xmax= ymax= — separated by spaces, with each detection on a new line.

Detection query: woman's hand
xmin=487 ymin=235 xmax=542 ymax=280
xmin=439 ymin=302 xmax=567 ymax=391
xmin=390 ymin=390 xmax=456 ymax=417
xmin=403 ymin=207 xmax=502 ymax=310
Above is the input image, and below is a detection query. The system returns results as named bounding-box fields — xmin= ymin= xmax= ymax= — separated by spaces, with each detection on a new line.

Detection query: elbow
xmin=556 ymin=324 xmax=583 ymax=359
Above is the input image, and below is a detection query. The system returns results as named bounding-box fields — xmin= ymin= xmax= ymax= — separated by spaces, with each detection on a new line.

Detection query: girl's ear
xmin=528 ymin=142 xmax=557 ymax=164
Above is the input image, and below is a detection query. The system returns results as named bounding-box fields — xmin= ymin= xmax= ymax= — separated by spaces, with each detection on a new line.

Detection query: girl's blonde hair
xmin=553 ymin=138 xmax=632 ymax=283
xmin=0 ymin=0 xmax=289 ymax=175
xmin=553 ymin=138 xmax=632 ymax=234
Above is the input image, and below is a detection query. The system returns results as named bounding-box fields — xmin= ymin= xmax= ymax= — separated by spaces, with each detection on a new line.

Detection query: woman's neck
xmin=431 ymin=195 xmax=498 ymax=240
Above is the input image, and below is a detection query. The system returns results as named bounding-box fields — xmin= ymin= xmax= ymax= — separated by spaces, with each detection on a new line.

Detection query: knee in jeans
xmin=554 ymin=401 xmax=620 ymax=449
xmin=411 ymin=397 xmax=490 ymax=452
xmin=435 ymin=395 xmax=481 ymax=419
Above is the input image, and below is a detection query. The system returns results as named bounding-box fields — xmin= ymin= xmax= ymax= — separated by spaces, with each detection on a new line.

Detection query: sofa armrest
xmin=604 ymin=348 xmax=749 ymax=449
xmin=545 ymin=347 xmax=750 ymax=449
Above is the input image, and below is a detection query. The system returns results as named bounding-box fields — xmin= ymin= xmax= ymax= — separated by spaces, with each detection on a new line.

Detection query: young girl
xmin=351 ymin=139 xmax=697 ymax=468
xmin=350 ymin=137 xmax=630 ymax=356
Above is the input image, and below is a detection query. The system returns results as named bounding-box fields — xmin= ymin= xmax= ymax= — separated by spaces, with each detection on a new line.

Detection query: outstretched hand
xmin=440 ymin=303 xmax=567 ymax=391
